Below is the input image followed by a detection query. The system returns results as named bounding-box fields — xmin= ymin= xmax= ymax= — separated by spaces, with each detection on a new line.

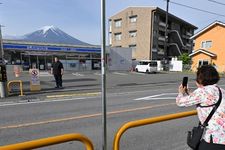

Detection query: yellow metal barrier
xmin=113 ymin=110 xmax=197 ymax=150
xmin=0 ymin=133 xmax=94 ymax=150
xmin=7 ymin=80 xmax=24 ymax=96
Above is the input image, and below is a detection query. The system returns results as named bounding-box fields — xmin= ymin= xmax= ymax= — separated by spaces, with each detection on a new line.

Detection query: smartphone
xmin=182 ymin=77 xmax=188 ymax=87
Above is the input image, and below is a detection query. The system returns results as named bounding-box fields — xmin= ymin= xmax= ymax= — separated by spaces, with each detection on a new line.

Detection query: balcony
xmin=186 ymin=43 xmax=192 ymax=47
xmin=159 ymin=21 xmax=166 ymax=27
xmin=158 ymin=41 xmax=164 ymax=46
xmin=158 ymin=48 xmax=165 ymax=55
xmin=182 ymin=34 xmax=190 ymax=39
xmin=158 ymin=36 xmax=166 ymax=41
xmin=186 ymin=31 xmax=193 ymax=36
xmin=158 ymin=26 xmax=165 ymax=31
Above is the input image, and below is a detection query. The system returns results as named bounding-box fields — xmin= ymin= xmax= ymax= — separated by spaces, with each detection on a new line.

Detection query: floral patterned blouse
xmin=176 ymin=84 xmax=225 ymax=144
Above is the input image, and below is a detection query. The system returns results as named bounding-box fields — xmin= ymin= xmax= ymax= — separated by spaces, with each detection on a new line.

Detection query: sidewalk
xmin=0 ymin=71 xmax=101 ymax=103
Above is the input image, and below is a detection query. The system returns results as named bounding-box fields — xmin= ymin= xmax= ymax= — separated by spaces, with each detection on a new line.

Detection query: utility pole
xmin=0 ymin=24 xmax=7 ymax=98
xmin=164 ymin=0 xmax=169 ymax=71
xmin=0 ymin=25 xmax=5 ymax=60
xmin=101 ymin=0 xmax=107 ymax=150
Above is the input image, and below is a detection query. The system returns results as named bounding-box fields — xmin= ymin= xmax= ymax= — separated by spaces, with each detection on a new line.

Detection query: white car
xmin=135 ymin=60 xmax=157 ymax=73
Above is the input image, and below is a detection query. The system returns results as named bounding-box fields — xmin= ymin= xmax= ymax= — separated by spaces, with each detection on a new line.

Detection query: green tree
xmin=178 ymin=53 xmax=191 ymax=65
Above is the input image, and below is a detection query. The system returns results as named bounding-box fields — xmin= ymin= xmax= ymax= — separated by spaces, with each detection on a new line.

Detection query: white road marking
xmin=131 ymin=72 xmax=146 ymax=75
xmin=134 ymin=93 xmax=178 ymax=101
xmin=94 ymin=72 xmax=101 ymax=76
xmin=39 ymin=72 xmax=52 ymax=77
xmin=0 ymin=89 xmax=176 ymax=107
xmin=113 ymin=72 xmax=127 ymax=75
xmin=72 ymin=73 xmax=84 ymax=76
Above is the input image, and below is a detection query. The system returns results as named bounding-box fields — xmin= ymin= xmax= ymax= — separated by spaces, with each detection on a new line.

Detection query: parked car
xmin=135 ymin=60 xmax=157 ymax=73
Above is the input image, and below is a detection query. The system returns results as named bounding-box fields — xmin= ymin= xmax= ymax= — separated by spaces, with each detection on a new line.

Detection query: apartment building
xmin=109 ymin=7 xmax=197 ymax=61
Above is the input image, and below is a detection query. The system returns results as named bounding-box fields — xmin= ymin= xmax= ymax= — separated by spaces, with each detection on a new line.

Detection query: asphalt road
xmin=1 ymin=71 xmax=225 ymax=150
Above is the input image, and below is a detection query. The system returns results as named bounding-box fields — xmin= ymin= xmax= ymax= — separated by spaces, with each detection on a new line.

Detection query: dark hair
xmin=196 ymin=65 xmax=220 ymax=86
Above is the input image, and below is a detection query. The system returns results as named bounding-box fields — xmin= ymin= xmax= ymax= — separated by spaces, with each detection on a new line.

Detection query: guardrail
xmin=7 ymin=80 xmax=24 ymax=96
xmin=0 ymin=133 xmax=94 ymax=150
xmin=113 ymin=110 xmax=197 ymax=150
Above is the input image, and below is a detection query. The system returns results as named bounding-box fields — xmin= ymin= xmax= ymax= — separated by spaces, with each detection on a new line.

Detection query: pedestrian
xmin=51 ymin=57 xmax=64 ymax=89
xmin=176 ymin=65 xmax=225 ymax=150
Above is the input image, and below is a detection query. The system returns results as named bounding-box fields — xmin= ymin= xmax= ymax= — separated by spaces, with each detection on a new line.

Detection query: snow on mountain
xmin=5 ymin=26 xmax=90 ymax=46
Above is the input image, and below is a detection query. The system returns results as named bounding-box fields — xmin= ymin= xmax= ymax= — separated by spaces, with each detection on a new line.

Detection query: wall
xmin=110 ymin=7 xmax=153 ymax=60
xmin=108 ymin=47 xmax=132 ymax=71
xmin=169 ymin=60 xmax=183 ymax=72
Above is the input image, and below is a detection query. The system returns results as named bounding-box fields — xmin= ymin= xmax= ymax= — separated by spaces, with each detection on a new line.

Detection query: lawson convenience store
xmin=3 ymin=40 xmax=102 ymax=71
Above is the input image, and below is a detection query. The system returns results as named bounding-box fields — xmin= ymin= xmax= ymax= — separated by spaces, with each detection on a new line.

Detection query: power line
xmin=170 ymin=1 xmax=225 ymax=18
xmin=208 ymin=0 xmax=225 ymax=6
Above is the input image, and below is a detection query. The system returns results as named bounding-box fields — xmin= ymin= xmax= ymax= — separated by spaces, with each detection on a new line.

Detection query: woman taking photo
xmin=176 ymin=65 xmax=225 ymax=150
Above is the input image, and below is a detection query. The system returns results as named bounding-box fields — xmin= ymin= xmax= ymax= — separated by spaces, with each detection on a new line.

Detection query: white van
xmin=135 ymin=60 xmax=157 ymax=73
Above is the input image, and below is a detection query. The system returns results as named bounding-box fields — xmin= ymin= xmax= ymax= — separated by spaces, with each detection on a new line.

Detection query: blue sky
xmin=1 ymin=0 xmax=225 ymax=45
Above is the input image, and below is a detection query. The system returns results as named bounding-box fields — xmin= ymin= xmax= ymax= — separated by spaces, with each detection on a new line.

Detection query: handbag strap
xmin=202 ymin=87 xmax=222 ymax=127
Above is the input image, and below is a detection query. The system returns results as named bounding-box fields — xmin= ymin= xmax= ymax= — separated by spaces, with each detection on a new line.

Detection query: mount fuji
xmin=5 ymin=26 xmax=90 ymax=46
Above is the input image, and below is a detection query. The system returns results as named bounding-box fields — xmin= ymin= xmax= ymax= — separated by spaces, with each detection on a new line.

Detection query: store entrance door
xmin=30 ymin=55 xmax=38 ymax=69
xmin=38 ymin=56 xmax=46 ymax=70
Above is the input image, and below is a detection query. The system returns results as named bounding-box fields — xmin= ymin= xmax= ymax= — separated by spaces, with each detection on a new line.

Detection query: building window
xmin=201 ymin=41 xmax=212 ymax=49
xmin=129 ymin=44 xmax=136 ymax=48
xmin=109 ymin=33 xmax=112 ymax=45
xmin=114 ymin=33 xmax=122 ymax=41
xmin=114 ymin=19 xmax=122 ymax=28
xmin=129 ymin=44 xmax=137 ymax=52
xmin=129 ymin=15 xmax=137 ymax=23
xmin=129 ymin=30 xmax=137 ymax=38
xmin=198 ymin=60 xmax=209 ymax=67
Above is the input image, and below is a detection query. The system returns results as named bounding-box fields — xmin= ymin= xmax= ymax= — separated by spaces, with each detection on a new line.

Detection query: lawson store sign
xmin=3 ymin=43 xmax=101 ymax=53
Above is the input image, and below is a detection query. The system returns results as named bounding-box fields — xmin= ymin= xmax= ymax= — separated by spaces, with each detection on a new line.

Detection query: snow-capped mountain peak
xmin=40 ymin=25 xmax=57 ymax=34
xmin=10 ymin=25 xmax=91 ymax=45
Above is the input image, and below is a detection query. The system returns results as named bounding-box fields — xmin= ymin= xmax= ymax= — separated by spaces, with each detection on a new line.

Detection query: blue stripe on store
xmin=3 ymin=43 xmax=101 ymax=53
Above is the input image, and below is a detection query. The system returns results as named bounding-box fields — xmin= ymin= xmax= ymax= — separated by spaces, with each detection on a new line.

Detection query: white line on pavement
xmin=39 ymin=72 xmax=52 ymax=77
xmin=72 ymin=73 xmax=84 ymax=76
xmin=0 ymin=89 xmax=176 ymax=107
xmin=130 ymin=72 xmax=146 ymax=75
xmin=113 ymin=72 xmax=128 ymax=75
xmin=94 ymin=72 xmax=101 ymax=76
xmin=134 ymin=93 xmax=177 ymax=101
xmin=141 ymin=97 xmax=176 ymax=100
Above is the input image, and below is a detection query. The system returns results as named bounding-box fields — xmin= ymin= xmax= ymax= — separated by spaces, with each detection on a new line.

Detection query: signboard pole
xmin=29 ymin=68 xmax=41 ymax=91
